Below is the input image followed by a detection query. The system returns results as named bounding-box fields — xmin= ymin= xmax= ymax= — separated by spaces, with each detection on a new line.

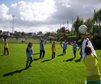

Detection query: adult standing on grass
xmin=76 ymin=25 xmax=97 ymax=62
xmin=26 ymin=42 xmax=33 ymax=69
xmin=82 ymin=33 xmax=97 ymax=59
xmin=84 ymin=46 xmax=101 ymax=84
xmin=40 ymin=39 xmax=45 ymax=58
xmin=51 ymin=41 xmax=56 ymax=59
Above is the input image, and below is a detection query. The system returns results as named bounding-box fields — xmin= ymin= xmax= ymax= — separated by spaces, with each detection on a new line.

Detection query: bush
xmin=92 ymin=36 xmax=101 ymax=49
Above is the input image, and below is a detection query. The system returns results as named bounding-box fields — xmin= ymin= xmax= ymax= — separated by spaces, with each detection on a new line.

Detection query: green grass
xmin=0 ymin=43 xmax=101 ymax=84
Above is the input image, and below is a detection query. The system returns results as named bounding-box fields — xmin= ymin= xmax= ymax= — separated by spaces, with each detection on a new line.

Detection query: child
xmin=40 ymin=39 xmax=45 ymax=58
xmin=4 ymin=42 xmax=9 ymax=55
xmin=26 ymin=42 xmax=33 ymax=69
xmin=84 ymin=46 xmax=101 ymax=84
xmin=62 ymin=41 xmax=68 ymax=55
xmin=72 ymin=41 xmax=78 ymax=59
xmin=51 ymin=41 xmax=56 ymax=59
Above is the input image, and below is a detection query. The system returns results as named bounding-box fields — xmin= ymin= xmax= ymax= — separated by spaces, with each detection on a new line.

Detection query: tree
xmin=84 ymin=18 xmax=94 ymax=34
xmin=73 ymin=16 xmax=83 ymax=38
xmin=57 ymin=26 xmax=66 ymax=33
xmin=0 ymin=30 xmax=2 ymax=38
xmin=93 ymin=9 xmax=101 ymax=36
xmin=44 ymin=32 xmax=50 ymax=39
xmin=57 ymin=26 xmax=68 ymax=41
xmin=93 ymin=9 xmax=101 ymax=25
xmin=92 ymin=9 xmax=101 ymax=49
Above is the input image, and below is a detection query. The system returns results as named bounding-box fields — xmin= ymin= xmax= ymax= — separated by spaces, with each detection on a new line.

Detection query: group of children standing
xmin=25 ymin=40 xmax=67 ymax=68
xmin=3 ymin=36 xmax=101 ymax=83
xmin=25 ymin=39 xmax=78 ymax=69
xmin=25 ymin=37 xmax=101 ymax=83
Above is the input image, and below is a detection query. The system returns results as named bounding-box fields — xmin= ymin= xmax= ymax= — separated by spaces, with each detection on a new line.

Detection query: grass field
xmin=0 ymin=43 xmax=101 ymax=84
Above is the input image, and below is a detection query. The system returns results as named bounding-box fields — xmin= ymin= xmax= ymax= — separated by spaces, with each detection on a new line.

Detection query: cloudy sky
xmin=0 ymin=0 xmax=101 ymax=33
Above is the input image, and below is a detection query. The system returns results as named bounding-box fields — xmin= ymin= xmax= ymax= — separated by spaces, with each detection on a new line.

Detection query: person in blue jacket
xmin=62 ymin=41 xmax=68 ymax=55
xmin=40 ymin=39 xmax=45 ymax=58
xmin=26 ymin=42 xmax=33 ymax=69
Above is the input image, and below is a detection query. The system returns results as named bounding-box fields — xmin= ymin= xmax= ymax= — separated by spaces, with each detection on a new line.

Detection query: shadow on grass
xmin=32 ymin=53 xmax=40 ymax=61
xmin=41 ymin=59 xmax=52 ymax=63
xmin=32 ymin=58 xmax=40 ymax=61
xmin=0 ymin=55 xmax=4 ymax=56
xmin=58 ymin=54 xmax=64 ymax=56
xmin=63 ymin=57 xmax=74 ymax=62
xmin=75 ymin=58 xmax=82 ymax=63
xmin=3 ymin=68 xmax=27 ymax=77
xmin=33 ymin=53 xmax=40 ymax=55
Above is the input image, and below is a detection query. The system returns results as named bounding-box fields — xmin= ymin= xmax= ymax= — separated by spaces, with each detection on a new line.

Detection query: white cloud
xmin=56 ymin=0 xmax=71 ymax=7
xmin=0 ymin=0 xmax=101 ymax=33
xmin=10 ymin=0 xmax=56 ymax=22
xmin=0 ymin=4 xmax=11 ymax=21
xmin=14 ymin=24 xmax=60 ymax=33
